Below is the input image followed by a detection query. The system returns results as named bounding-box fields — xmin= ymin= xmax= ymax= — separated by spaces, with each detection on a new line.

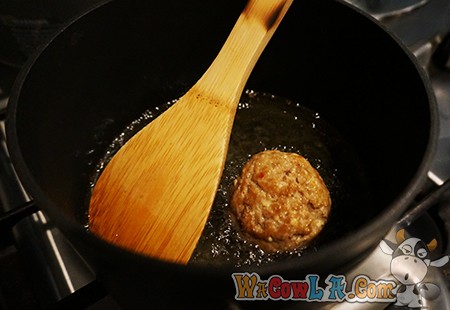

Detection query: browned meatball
xmin=231 ymin=150 xmax=331 ymax=252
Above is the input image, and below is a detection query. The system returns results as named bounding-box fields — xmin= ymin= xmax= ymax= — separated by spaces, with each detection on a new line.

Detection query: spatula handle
xmin=194 ymin=0 xmax=293 ymax=108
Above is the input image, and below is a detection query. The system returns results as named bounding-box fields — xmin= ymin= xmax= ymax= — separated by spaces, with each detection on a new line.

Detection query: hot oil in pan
xmin=90 ymin=90 xmax=372 ymax=267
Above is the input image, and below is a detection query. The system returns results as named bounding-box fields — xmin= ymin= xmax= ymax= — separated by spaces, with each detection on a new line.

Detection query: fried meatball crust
xmin=231 ymin=150 xmax=331 ymax=252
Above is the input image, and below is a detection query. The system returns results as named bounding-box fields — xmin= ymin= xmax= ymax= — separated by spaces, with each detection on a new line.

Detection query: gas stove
xmin=0 ymin=1 xmax=449 ymax=309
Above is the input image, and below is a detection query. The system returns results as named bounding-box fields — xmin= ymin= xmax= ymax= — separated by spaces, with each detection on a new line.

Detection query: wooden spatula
xmin=89 ymin=0 xmax=293 ymax=264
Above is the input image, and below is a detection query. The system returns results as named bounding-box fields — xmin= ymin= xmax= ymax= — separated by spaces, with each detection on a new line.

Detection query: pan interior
xmin=89 ymin=89 xmax=372 ymax=266
xmin=8 ymin=0 xmax=431 ymax=269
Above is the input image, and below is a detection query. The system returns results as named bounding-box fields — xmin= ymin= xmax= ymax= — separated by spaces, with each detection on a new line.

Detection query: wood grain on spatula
xmin=89 ymin=0 xmax=293 ymax=264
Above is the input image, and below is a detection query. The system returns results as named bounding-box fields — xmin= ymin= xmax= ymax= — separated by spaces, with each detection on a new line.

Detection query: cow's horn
xmin=396 ymin=229 xmax=406 ymax=243
xmin=427 ymin=239 xmax=437 ymax=251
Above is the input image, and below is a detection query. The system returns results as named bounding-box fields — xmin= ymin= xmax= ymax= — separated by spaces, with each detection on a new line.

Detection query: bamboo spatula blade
xmin=89 ymin=0 xmax=293 ymax=264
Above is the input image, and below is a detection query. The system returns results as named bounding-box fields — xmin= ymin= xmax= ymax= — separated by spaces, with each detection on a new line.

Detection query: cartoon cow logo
xmin=379 ymin=229 xmax=449 ymax=308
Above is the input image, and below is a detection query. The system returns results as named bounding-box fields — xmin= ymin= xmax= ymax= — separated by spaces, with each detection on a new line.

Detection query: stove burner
xmin=348 ymin=0 xmax=431 ymax=19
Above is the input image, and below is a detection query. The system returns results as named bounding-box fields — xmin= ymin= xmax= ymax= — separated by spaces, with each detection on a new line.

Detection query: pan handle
xmin=0 ymin=200 xmax=38 ymax=232
xmin=397 ymin=178 xmax=450 ymax=227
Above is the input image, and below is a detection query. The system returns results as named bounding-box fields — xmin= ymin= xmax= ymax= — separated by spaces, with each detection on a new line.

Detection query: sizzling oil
xmin=90 ymin=90 xmax=371 ymax=267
